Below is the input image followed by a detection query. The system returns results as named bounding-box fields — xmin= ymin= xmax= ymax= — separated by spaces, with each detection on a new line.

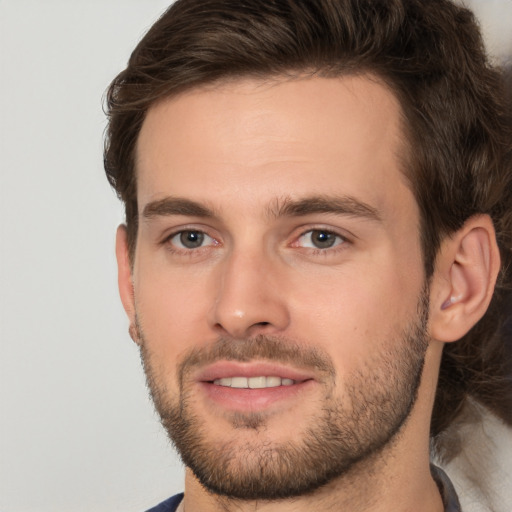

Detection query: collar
xmin=431 ymin=465 xmax=462 ymax=512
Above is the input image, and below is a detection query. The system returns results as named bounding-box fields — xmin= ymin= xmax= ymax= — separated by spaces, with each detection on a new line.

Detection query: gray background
xmin=1 ymin=1 xmax=510 ymax=511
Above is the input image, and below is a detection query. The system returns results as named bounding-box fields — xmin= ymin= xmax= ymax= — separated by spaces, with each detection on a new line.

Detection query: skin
xmin=116 ymin=75 xmax=500 ymax=511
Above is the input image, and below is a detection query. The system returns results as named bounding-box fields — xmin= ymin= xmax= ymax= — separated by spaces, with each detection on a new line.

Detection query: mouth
xmin=193 ymin=361 xmax=315 ymax=412
xmin=213 ymin=376 xmax=296 ymax=388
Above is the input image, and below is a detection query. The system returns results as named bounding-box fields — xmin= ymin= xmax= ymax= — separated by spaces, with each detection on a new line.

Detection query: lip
xmin=193 ymin=361 xmax=316 ymax=412
xmin=194 ymin=361 xmax=315 ymax=383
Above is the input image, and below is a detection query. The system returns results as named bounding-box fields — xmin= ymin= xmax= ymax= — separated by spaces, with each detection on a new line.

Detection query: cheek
xmin=287 ymin=257 xmax=424 ymax=369
xmin=133 ymin=260 xmax=216 ymax=363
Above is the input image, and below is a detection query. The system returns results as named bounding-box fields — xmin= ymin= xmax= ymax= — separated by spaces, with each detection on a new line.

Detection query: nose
xmin=208 ymin=248 xmax=291 ymax=339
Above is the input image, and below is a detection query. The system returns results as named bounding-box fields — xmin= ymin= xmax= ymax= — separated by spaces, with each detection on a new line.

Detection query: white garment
xmin=436 ymin=404 xmax=512 ymax=512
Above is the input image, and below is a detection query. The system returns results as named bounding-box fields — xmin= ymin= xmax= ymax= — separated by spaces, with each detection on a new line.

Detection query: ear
xmin=115 ymin=225 xmax=140 ymax=345
xmin=429 ymin=215 xmax=500 ymax=342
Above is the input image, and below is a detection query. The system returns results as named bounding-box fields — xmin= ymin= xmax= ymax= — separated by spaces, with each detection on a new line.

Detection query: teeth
xmin=213 ymin=376 xmax=296 ymax=388
xmin=265 ymin=376 xmax=281 ymax=387
xmin=231 ymin=377 xmax=248 ymax=388
xmin=248 ymin=376 xmax=267 ymax=389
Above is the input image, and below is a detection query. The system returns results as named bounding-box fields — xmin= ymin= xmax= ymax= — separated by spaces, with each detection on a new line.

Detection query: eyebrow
xmin=142 ymin=195 xmax=382 ymax=223
xmin=143 ymin=197 xmax=216 ymax=219
xmin=266 ymin=195 xmax=382 ymax=222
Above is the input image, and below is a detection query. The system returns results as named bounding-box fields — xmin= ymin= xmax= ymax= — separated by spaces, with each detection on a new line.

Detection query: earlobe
xmin=115 ymin=225 xmax=140 ymax=345
xmin=429 ymin=215 xmax=500 ymax=343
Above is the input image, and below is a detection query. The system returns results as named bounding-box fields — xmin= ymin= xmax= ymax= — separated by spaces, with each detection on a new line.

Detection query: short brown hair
xmin=104 ymin=0 xmax=512 ymax=444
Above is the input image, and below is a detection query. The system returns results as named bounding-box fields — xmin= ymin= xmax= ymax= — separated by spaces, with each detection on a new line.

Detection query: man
xmin=103 ymin=0 xmax=512 ymax=510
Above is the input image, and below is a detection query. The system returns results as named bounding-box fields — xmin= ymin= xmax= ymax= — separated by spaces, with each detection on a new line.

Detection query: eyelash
xmin=293 ymin=228 xmax=349 ymax=255
xmin=162 ymin=228 xmax=219 ymax=255
xmin=161 ymin=227 xmax=351 ymax=256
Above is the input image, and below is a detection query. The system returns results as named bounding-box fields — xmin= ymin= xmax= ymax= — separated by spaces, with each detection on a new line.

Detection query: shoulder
xmin=145 ymin=493 xmax=184 ymax=512
xmin=436 ymin=402 xmax=512 ymax=512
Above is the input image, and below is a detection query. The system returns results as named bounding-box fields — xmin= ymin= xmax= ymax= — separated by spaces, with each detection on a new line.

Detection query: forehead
xmin=135 ymin=75 xmax=414 ymax=221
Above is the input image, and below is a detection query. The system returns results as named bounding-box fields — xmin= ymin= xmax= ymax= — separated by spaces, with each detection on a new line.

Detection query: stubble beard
xmin=138 ymin=291 xmax=430 ymax=501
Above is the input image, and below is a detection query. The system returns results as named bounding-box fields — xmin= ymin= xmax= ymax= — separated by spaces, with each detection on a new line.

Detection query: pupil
xmin=181 ymin=231 xmax=204 ymax=248
xmin=313 ymin=231 xmax=335 ymax=248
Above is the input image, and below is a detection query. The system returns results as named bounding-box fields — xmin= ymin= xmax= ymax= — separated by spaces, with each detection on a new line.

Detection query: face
xmin=122 ymin=76 xmax=429 ymax=499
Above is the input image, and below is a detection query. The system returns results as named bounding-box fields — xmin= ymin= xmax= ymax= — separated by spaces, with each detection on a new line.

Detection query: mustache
xmin=177 ymin=335 xmax=336 ymax=380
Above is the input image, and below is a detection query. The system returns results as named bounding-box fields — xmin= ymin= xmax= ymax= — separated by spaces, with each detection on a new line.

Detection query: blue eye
xmin=170 ymin=230 xmax=214 ymax=249
xmin=298 ymin=230 xmax=345 ymax=249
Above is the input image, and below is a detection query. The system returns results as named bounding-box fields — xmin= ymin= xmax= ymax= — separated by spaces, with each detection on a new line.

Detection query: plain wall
xmin=0 ymin=1 xmax=510 ymax=511
xmin=0 ymin=2 xmax=183 ymax=511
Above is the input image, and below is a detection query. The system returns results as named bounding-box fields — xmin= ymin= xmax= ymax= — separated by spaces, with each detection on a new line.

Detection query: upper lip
xmin=194 ymin=361 xmax=315 ymax=383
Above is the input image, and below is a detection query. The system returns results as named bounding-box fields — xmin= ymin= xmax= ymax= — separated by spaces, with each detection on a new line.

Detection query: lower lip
xmin=198 ymin=380 xmax=314 ymax=412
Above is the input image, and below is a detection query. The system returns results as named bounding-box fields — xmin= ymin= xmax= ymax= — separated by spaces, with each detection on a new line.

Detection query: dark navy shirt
xmin=432 ymin=465 xmax=462 ymax=512
xmin=145 ymin=493 xmax=183 ymax=512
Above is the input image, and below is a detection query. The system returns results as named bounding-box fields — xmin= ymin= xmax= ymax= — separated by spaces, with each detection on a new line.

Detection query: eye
xmin=169 ymin=230 xmax=214 ymax=249
xmin=297 ymin=229 xmax=345 ymax=249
